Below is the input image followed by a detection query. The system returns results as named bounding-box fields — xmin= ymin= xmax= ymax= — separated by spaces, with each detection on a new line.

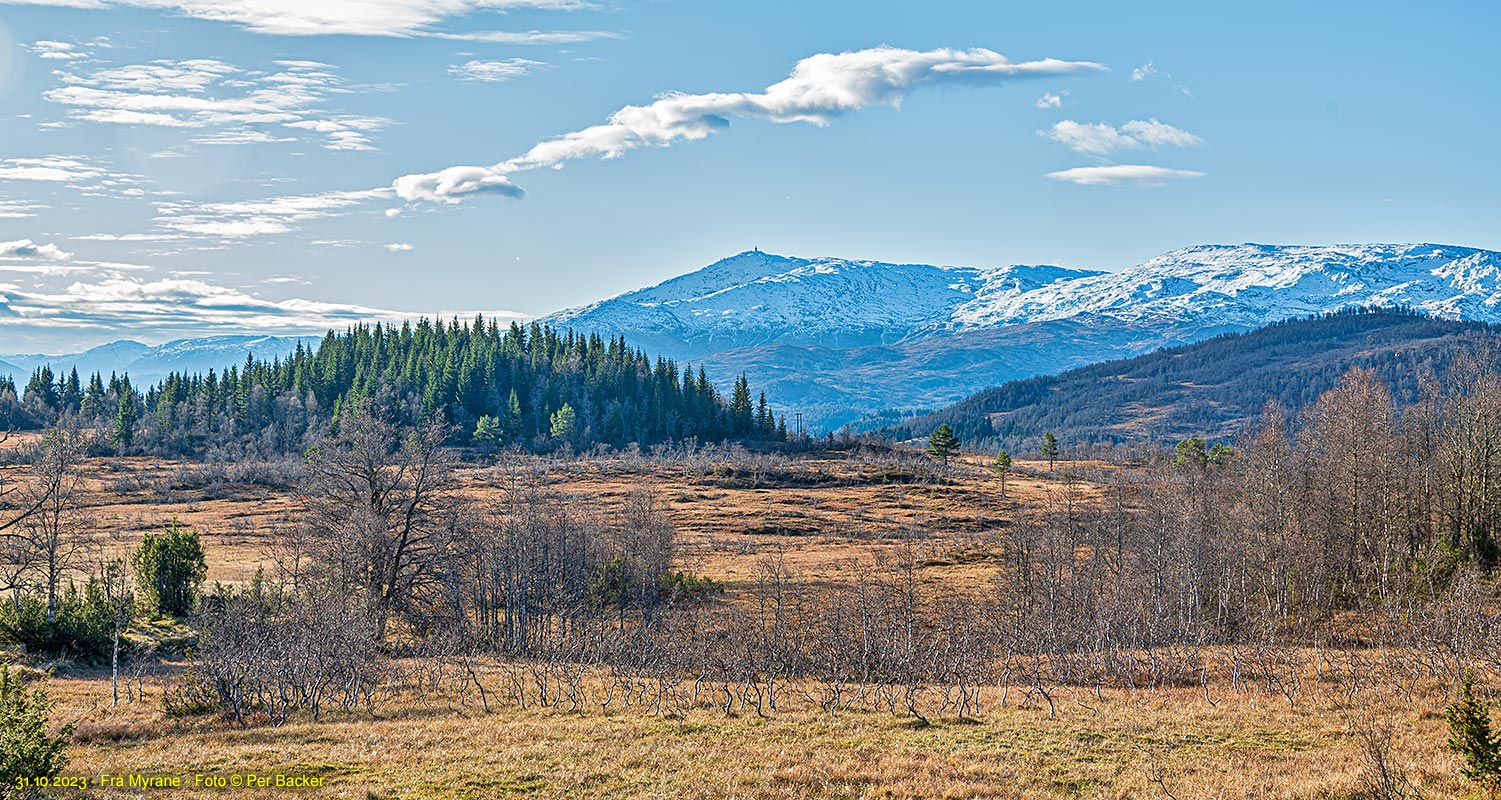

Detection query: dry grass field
xmin=1 ymin=447 xmax=1479 ymax=799
xmin=43 ymin=670 xmax=1465 ymax=799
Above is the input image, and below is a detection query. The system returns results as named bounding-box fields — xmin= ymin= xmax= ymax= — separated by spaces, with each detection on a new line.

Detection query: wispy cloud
xmin=432 ymin=29 xmax=619 ymax=45
xmin=42 ymin=58 xmax=392 ymax=151
xmin=0 ymin=156 xmax=109 ymax=183
xmin=394 ymin=46 xmax=1108 ymax=203
xmin=384 ymin=242 xmax=413 ymax=252
xmin=449 ymin=58 xmax=550 ymax=83
xmin=0 ymin=0 xmax=612 ymax=39
xmin=153 ymin=187 xmax=394 ymax=238
xmin=1034 ymin=91 xmax=1064 ymax=109
xmin=1040 ymin=118 xmax=1202 ymax=156
xmin=74 ymin=233 xmax=189 ymax=242
xmin=1045 ymin=164 xmax=1204 ymax=186
xmin=0 ymin=275 xmax=530 ymax=344
xmin=1129 ymin=59 xmax=1193 ymax=96
xmin=0 ymin=200 xmax=48 ymax=218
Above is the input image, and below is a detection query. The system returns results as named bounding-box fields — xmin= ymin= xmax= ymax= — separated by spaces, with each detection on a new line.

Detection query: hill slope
xmin=886 ymin=310 xmax=1501 ymax=450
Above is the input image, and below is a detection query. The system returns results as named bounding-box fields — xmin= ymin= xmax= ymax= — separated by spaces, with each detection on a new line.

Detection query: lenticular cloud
xmin=393 ymin=46 xmax=1107 ymax=204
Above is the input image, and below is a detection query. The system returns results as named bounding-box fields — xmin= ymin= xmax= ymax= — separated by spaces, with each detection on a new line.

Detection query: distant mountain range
xmin=9 ymin=243 xmax=1501 ymax=434
xmin=885 ymin=309 xmax=1500 ymax=450
xmin=0 ymin=335 xmax=319 ymax=386
xmin=545 ymin=243 xmax=1501 ymax=428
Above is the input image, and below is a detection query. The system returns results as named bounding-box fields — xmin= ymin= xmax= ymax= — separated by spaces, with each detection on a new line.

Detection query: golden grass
xmin=41 ymin=669 xmax=1468 ymax=799
xmin=5 ymin=450 xmax=1479 ymax=798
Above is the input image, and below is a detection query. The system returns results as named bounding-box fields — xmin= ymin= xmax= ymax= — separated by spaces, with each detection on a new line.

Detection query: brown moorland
xmin=2 ymin=447 xmax=1476 ymax=799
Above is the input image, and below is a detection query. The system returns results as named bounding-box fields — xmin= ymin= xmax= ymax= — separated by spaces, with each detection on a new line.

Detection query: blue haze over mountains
xmin=10 ymin=243 xmax=1501 ymax=431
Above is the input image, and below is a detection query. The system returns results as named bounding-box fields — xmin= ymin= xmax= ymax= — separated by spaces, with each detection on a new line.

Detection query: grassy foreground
xmin=35 ymin=670 xmax=1463 ymax=800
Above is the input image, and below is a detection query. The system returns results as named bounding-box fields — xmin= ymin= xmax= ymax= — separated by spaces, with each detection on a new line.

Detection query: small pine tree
xmin=991 ymin=450 xmax=1013 ymax=497
xmin=473 ymin=414 xmax=502 ymax=450
xmin=0 ymin=666 xmax=75 ymax=792
xmin=927 ymin=424 xmax=960 ymax=466
xmin=1041 ymin=432 xmax=1059 ymax=471
xmin=131 ymin=518 xmax=207 ymax=618
xmin=1172 ymin=437 xmax=1209 ymax=468
xmin=1448 ymin=672 xmax=1501 ymax=794
xmin=549 ymin=402 xmax=577 ymax=440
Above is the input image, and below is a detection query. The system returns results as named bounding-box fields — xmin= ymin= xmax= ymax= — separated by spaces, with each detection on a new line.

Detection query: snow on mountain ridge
xmin=545 ymin=250 xmax=1103 ymax=352
xmin=540 ymin=243 xmax=1501 ymax=429
xmin=948 ymin=243 xmax=1501 ymax=331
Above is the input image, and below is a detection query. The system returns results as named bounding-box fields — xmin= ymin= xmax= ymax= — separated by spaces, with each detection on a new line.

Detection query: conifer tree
xmin=991 ymin=449 xmax=1013 ymax=497
xmin=550 ymin=402 xmax=577 ymax=440
xmin=927 ymin=423 xmax=960 ymax=466
xmin=114 ymin=378 xmax=139 ymax=449
xmin=1041 ymin=431 xmax=1059 ymax=470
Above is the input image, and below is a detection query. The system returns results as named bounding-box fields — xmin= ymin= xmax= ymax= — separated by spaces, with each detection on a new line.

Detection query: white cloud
xmin=1045 ymin=164 xmax=1205 ymax=186
xmin=0 ymin=200 xmax=47 ymax=218
xmin=154 ymin=187 xmax=394 ymax=238
xmin=1040 ymin=118 xmax=1202 ymax=156
xmin=27 ymin=40 xmax=87 ymax=60
xmin=0 ymin=0 xmax=610 ymax=39
xmin=42 ymin=58 xmax=392 ymax=151
xmin=384 ymin=242 xmax=413 ymax=252
xmin=281 ymin=115 xmax=390 ymax=151
xmin=1034 ymin=91 xmax=1063 ymax=109
xmin=1131 ymin=61 xmax=1157 ymax=81
xmin=0 ymin=274 xmax=531 ymax=343
xmin=449 ymin=58 xmax=549 ymax=83
xmin=0 ymin=156 xmax=108 ymax=183
xmin=190 ymin=129 xmax=299 ymax=146
xmin=74 ymin=233 xmax=188 ymax=241
xmin=433 ymin=29 xmax=617 ymax=45
xmin=394 ymin=46 xmax=1107 ymax=203
xmin=0 ymin=239 xmax=73 ymax=260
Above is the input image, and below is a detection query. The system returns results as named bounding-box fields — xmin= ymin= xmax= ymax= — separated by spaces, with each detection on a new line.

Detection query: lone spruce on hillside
xmin=927 ymin=424 xmax=960 ymax=466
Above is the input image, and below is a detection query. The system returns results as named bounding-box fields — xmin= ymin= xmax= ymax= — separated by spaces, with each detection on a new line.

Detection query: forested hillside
xmin=887 ymin=308 xmax=1501 ymax=450
xmin=0 ymin=317 xmax=784 ymax=453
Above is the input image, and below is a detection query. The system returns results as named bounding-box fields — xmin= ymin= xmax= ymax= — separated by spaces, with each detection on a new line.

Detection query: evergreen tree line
xmin=0 ymin=317 xmax=787 ymax=453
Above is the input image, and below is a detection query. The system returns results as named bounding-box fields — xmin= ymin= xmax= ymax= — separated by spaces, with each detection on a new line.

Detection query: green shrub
xmin=132 ymin=518 xmax=207 ymax=618
xmin=659 ymin=570 xmax=722 ymax=601
xmin=0 ymin=581 xmax=117 ymax=663
xmin=1447 ymin=672 xmax=1501 ymax=795
xmin=0 ymin=666 xmax=74 ymax=797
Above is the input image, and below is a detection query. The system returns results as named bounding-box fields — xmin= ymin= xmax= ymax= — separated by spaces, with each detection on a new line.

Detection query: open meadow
xmin=3 ymin=440 xmax=1485 ymax=799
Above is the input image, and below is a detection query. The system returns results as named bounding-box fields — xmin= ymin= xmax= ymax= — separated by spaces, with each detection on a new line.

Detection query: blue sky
xmin=0 ymin=0 xmax=1496 ymax=351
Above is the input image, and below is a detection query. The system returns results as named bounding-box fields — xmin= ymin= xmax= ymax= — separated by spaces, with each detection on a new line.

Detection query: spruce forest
xmin=0 ymin=317 xmax=784 ymax=454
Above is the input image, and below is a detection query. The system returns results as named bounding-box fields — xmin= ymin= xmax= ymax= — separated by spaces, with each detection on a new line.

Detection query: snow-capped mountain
xmin=544 ymin=243 xmax=1501 ymax=428
xmin=1 ymin=335 xmax=319 ymax=385
xmin=546 ymin=250 xmax=1102 ymax=355
xmin=945 ymin=243 xmax=1501 ymax=331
